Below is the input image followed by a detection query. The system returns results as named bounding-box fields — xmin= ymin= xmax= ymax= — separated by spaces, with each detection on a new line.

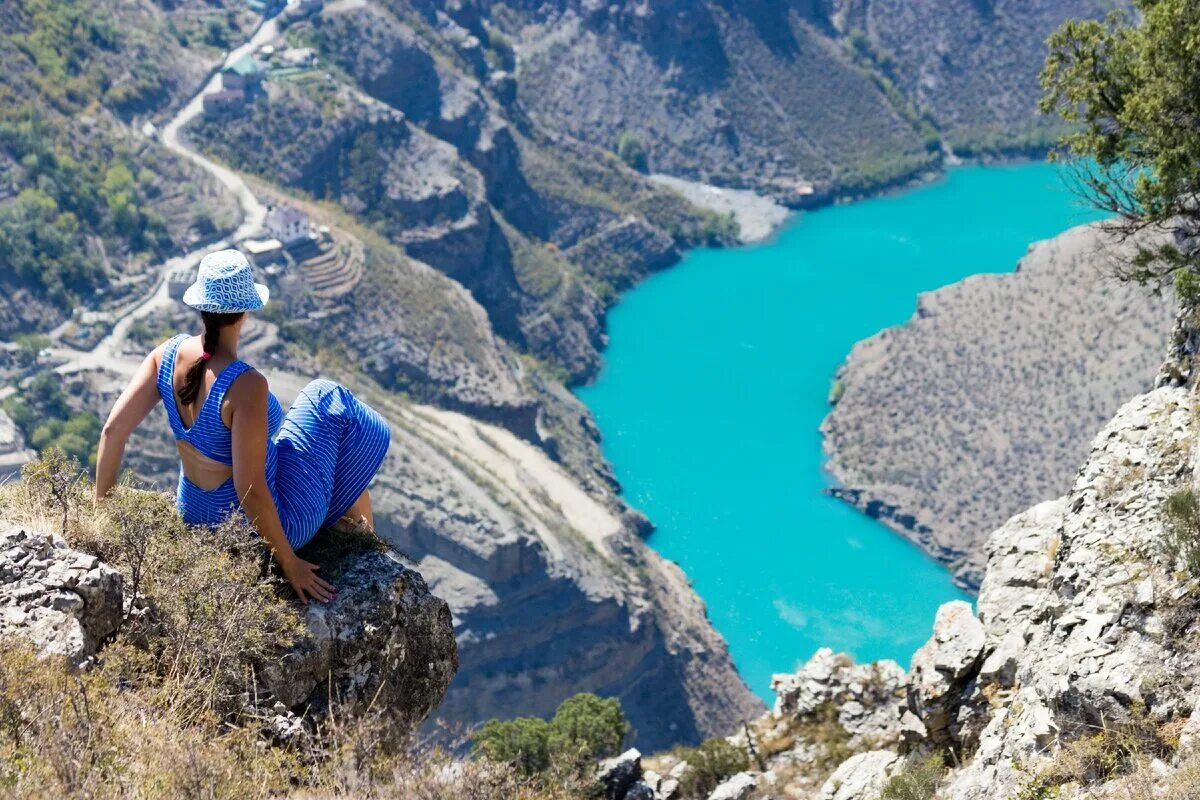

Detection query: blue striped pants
xmin=272 ymin=379 xmax=391 ymax=549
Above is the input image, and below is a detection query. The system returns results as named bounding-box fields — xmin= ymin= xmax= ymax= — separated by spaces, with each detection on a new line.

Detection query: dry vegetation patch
xmin=0 ymin=450 xmax=580 ymax=798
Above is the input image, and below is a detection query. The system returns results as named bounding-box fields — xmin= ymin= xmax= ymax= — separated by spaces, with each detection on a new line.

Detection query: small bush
xmin=474 ymin=692 xmax=629 ymax=778
xmin=673 ymin=737 xmax=750 ymax=799
xmin=475 ymin=716 xmax=554 ymax=775
xmin=548 ymin=693 xmax=629 ymax=766
xmin=881 ymin=754 xmax=945 ymax=800
xmin=616 ymin=131 xmax=648 ymax=172
xmin=1162 ymin=489 xmax=1200 ymax=578
xmin=1017 ymin=711 xmax=1178 ymax=798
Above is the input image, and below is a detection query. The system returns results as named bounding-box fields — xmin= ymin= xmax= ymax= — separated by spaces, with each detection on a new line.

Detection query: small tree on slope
xmin=1041 ymin=0 xmax=1200 ymax=298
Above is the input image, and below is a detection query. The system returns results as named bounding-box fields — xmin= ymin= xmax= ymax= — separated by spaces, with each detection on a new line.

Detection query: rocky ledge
xmin=0 ymin=524 xmax=458 ymax=731
xmin=262 ymin=544 xmax=458 ymax=732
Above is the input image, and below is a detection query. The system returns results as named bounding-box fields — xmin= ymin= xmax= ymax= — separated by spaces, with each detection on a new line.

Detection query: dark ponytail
xmin=178 ymin=311 xmax=244 ymax=407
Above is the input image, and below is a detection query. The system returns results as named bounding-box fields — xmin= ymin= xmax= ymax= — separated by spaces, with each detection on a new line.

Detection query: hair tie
xmin=201 ymin=351 xmax=212 ymax=361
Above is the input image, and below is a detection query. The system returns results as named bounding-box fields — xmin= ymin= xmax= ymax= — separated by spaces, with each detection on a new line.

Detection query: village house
xmin=201 ymin=88 xmax=245 ymax=117
xmin=279 ymin=47 xmax=317 ymax=69
xmin=266 ymin=205 xmax=310 ymax=246
xmin=167 ymin=263 xmax=195 ymax=302
xmin=221 ymin=55 xmax=265 ymax=92
xmin=242 ymin=237 xmax=285 ymax=268
xmin=246 ymin=0 xmax=285 ymax=16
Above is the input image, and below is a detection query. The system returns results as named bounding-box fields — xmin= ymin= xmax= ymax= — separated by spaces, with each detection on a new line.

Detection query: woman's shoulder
xmin=154 ymin=333 xmax=190 ymax=358
xmin=146 ymin=335 xmax=182 ymax=368
xmin=225 ymin=365 xmax=269 ymax=400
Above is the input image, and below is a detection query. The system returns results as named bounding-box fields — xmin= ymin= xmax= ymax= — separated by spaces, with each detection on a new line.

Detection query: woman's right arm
xmin=96 ymin=348 xmax=164 ymax=502
xmin=229 ymin=371 xmax=334 ymax=604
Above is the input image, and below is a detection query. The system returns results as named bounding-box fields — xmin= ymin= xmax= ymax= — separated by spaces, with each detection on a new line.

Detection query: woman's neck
xmin=208 ymin=331 xmax=240 ymax=361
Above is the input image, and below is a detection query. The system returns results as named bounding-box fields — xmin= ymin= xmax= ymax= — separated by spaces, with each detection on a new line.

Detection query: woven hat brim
xmin=182 ymin=282 xmax=270 ymax=313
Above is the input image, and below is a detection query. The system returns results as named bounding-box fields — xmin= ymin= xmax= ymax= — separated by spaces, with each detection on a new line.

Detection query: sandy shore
xmin=650 ymin=174 xmax=791 ymax=244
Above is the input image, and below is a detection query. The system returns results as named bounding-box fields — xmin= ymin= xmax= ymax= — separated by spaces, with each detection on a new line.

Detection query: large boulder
xmin=905 ymin=601 xmax=985 ymax=746
xmin=0 ymin=526 xmax=123 ymax=664
xmin=771 ymin=647 xmax=907 ymax=745
xmin=597 ymin=748 xmax=643 ymax=800
xmin=817 ymin=750 xmax=901 ymax=800
xmin=261 ymin=545 xmax=458 ymax=732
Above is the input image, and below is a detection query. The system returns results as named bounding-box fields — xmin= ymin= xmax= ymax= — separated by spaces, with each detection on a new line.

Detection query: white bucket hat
xmin=182 ymin=248 xmax=270 ymax=313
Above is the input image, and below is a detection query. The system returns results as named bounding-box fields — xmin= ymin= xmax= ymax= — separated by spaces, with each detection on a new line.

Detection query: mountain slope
xmin=823 ymin=223 xmax=1175 ymax=589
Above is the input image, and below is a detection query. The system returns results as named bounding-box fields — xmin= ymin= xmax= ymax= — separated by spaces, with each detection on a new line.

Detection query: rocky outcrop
xmin=261 ymin=546 xmax=458 ymax=732
xmin=707 ymin=771 xmax=757 ymax=800
xmin=0 ymin=527 xmax=123 ymax=665
xmin=597 ymin=748 xmax=645 ymax=799
xmin=823 ymin=223 xmax=1177 ymax=588
xmin=666 ymin=339 xmax=1200 ymax=799
xmin=770 ymin=647 xmax=906 ymax=746
xmin=935 ymin=383 xmax=1199 ymax=798
xmin=817 ymin=750 xmax=900 ymax=800
xmin=0 ymin=520 xmax=458 ymax=733
xmin=903 ymin=601 xmax=985 ymax=746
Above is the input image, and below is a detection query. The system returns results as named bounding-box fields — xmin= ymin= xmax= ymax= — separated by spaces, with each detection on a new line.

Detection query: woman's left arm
xmin=95 ymin=348 xmax=163 ymax=501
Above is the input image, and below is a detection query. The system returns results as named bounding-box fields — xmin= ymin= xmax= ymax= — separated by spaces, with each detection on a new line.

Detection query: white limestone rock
xmin=906 ymin=601 xmax=985 ymax=744
xmin=817 ymin=750 xmax=901 ymax=800
xmin=597 ymin=748 xmax=643 ymax=800
xmin=771 ymin=647 xmax=907 ymax=745
xmin=0 ymin=526 xmax=123 ymax=664
xmin=706 ymin=771 xmax=757 ymax=800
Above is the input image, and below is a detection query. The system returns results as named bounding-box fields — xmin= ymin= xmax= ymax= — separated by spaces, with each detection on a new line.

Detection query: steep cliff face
xmin=484 ymin=0 xmax=932 ymax=198
xmin=934 ymin=379 xmax=1199 ymax=798
xmin=826 ymin=0 xmax=1133 ymax=154
xmin=352 ymin=394 xmax=764 ymax=750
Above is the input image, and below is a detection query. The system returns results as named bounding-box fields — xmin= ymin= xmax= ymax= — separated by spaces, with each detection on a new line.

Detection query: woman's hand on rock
xmin=281 ymin=556 xmax=335 ymax=604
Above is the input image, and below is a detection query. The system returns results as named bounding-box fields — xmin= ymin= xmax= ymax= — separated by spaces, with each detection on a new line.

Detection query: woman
xmin=95 ymin=249 xmax=391 ymax=604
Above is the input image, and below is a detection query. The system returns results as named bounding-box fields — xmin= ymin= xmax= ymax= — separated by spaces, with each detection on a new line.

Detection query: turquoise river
xmin=576 ymin=162 xmax=1107 ymax=702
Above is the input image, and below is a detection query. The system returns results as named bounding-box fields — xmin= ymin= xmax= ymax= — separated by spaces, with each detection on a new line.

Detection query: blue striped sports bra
xmin=156 ymin=334 xmax=283 ymax=525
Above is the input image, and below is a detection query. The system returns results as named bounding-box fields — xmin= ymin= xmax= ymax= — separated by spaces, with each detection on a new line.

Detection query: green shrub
xmin=616 ymin=131 xmax=648 ymax=172
xmin=674 ymin=737 xmax=750 ymax=798
xmin=474 ymin=692 xmax=629 ymax=777
xmin=881 ymin=754 xmax=946 ymax=800
xmin=548 ymin=693 xmax=629 ymax=765
xmin=3 ymin=372 xmax=101 ymax=466
xmin=1162 ymin=489 xmax=1200 ymax=578
xmin=475 ymin=716 xmax=554 ymax=774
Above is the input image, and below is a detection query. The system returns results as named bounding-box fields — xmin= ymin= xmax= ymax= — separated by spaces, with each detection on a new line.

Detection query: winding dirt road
xmin=48 ymin=18 xmax=279 ymax=378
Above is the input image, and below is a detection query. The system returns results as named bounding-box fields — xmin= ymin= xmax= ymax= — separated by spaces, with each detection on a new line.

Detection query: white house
xmin=243 ymin=237 xmax=284 ymax=267
xmin=266 ymin=205 xmax=310 ymax=245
